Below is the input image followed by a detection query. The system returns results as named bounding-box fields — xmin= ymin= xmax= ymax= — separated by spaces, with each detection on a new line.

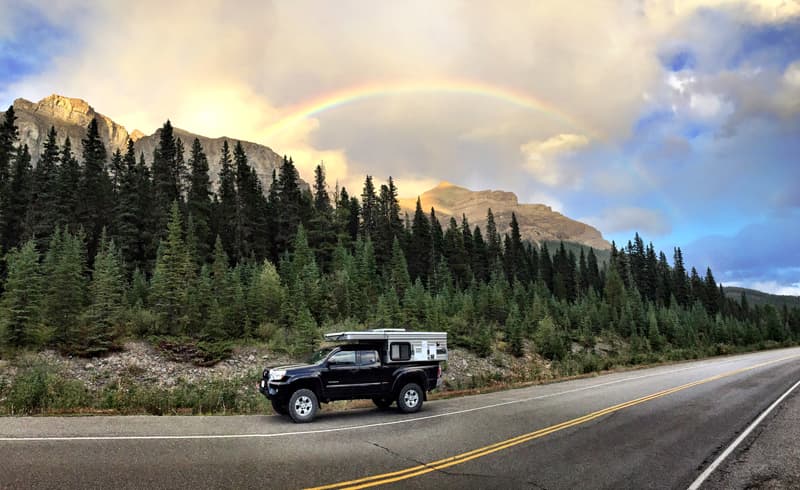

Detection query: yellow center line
xmin=308 ymin=353 xmax=800 ymax=490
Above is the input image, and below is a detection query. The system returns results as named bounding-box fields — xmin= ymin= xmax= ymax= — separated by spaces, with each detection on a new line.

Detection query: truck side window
xmin=359 ymin=350 xmax=379 ymax=365
xmin=328 ymin=351 xmax=356 ymax=365
xmin=390 ymin=343 xmax=411 ymax=361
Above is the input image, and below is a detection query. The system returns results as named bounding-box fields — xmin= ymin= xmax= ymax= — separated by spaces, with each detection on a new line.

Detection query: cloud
xmin=582 ymin=207 xmax=672 ymax=237
xmin=520 ymin=134 xmax=589 ymax=187
xmin=683 ymin=214 xmax=800 ymax=292
xmin=726 ymin=281 xmax=800 ymax=296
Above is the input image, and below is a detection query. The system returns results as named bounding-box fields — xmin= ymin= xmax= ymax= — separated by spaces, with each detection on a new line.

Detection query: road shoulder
xmin=704 ymin=381 xmax=800 ymax=489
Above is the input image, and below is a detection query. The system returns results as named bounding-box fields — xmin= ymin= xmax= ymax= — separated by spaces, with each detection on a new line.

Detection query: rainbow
xmin=262 ymin=79 xmax=599 ymax=139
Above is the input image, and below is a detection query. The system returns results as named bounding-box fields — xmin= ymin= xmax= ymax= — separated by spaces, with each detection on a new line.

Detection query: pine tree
xmin=151 ymin=120 xmax=181 ymax=230
xmin=389 ymin=237 xmax=412 ymax=298
xmin=0 ymin=239 xmax=42 ymax=348
xmin=472 ymin=226 xmax=489 ymax=282
xmin=25 ymin=126 xmax=60 ymax=248
xmin=0 ymin=105 xmax=17 ymax=186
xmin=408 ymin=197 xmax=432 ymax=283
xmin=82 ymin=231 xmax=126 ymax=355
xmin=216 ymin=141 xmax=237 ymax=259
xmin=150 ymin=202 xmax=193 ymax=334
xmin=78 ymin=118 xmax=111 ymax=261
xmin=274 ymin=155 xmax=302 ymax=256
xmin=186 ymin=138 xmax=213 ymax=264
xmin=55 ymin=137 xmax=81 ymax=231
xmin=41 ymin=228 xmax=87 ymax=345
xmin=673 ymin=247 xmax=690 ymax=307
xmin=360 ymin=175 xmax=377 ymax=238
xmin=1 ymin=144 xmax=32 ymax=253
xmin=308 ymin=163 xmax=337 ymax=270
xmin=485 ymin=208 xmax=502 ymax=265
xmin=114 ymin=140 xmax=142 ymax=274
xmin=703 ymin=267 xmax=720 ymax=315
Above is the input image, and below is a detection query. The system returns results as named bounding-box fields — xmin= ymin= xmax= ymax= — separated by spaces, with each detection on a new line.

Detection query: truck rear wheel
xmin=397 ymin=383 xmax=423 ymax=413
xmin=288 ymin=388 xmax=318 ymax=423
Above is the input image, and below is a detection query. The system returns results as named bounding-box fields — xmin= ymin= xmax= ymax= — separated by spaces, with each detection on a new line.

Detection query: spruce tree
xmin=408 ymin=197 xmax=432 ymax=284
xmin=0 ymin=105 xmax=17 ymax=186
xmin=1 ymin=144 xmax=32 ymax=253
xmin=25 ymin=126 xmax=60 ymax=247
xmin=0 ymin=239 xmax=42 ymax=348
xmin=55 ymin=137 xmax=81 ymax=231
xmin=41 ymin=228 xmax=87 ymax=345
xmin=78 ymin=118 xmax=111 ymax=261
xmin=151 ymin=120 xmax=181 ymax=229
xmin=187 ymin=138 xmax=213 ymax=264
xmin=114 ymin=140 xmax=142 ymax=274
xmin=389 ymin=237 xmax=412 ymax=298
xmin=274 ymin=155 xmax=302 ymax=256
xmin=82 ymin=231 xmax=126 ymax=355
xmin=215 ymin=141 xmax=237 ymax=259
xmin=150 ymin=202 xmax=193 ymax=335
xmin=360 ymin=175 xmax=377 ymax=238
xmin=308 ymin=163 xmax=337 ymax=270
xmin=485 ymin=208 xmax=502 ymax=265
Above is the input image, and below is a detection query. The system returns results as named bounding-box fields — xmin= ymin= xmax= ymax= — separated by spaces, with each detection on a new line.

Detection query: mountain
xmin=5 ymin=94 xmax=286 ymax=189
xmin=399 ymin=181 xmax=611 ymax=250
xmin=724 ymin=287 xmax=800 ymax=308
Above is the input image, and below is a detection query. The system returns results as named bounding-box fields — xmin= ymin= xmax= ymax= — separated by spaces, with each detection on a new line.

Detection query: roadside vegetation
xmin=0 ymin=109 xmax=799 ymax=415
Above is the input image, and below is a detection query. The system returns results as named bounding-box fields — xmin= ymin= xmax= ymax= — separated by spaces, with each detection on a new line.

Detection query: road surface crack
xmin=366 ymin=441 xmax=548 ymax=488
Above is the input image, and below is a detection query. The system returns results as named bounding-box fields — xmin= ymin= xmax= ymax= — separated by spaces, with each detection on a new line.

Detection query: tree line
xmin=0 ymin=107 xmax=798 ymax=361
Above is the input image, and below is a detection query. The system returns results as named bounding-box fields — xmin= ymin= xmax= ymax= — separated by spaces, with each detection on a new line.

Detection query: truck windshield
xmin=308 ymin=348 xmax=334 ymax=364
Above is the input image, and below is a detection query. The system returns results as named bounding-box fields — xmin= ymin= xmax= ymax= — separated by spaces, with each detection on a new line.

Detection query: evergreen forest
xmin=1 ymin=107 xmax=798 ymax=367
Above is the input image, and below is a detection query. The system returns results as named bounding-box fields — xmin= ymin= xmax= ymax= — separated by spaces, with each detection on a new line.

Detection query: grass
xmin=0 ymin=340 xmax=794 ymax=416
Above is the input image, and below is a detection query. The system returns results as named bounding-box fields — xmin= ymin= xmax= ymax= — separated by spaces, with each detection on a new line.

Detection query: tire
xmin=372 ymin=397 xmax=393 ymax=410
xmin=396 ymin=383 xmax=423 ymax=413
xmin=288 ymin=388 xmax=318 ymax=423
xmin=271 ymin=399 xmax=288 ymax=415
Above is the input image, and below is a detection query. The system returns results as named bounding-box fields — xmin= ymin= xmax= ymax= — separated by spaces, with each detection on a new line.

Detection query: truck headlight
xmin=269 ymin=369 xmax=286 ymax=381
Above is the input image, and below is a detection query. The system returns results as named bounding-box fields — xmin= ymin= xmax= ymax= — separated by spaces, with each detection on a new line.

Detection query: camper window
xmin=390 ymin=342 xmax=412 ymax=361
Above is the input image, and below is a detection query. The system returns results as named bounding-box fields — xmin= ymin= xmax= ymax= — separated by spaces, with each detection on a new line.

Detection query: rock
xmin=247 ymin=355 xmax=255 ymax=362
xmin=84 ymin=363 xmax=94 ymax=370
xmin=3 ymin=95 xmax=303 ymax=191
xmin=399 ymin=182 xmax=610 ymax=250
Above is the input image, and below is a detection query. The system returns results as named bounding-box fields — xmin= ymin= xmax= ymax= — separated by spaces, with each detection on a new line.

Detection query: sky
xmin=0 ymin=0 xmax=798 ymax=295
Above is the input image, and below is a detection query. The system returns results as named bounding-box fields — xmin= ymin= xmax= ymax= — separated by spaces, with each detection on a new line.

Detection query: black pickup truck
xmin=259 ymin=330 xmax=447 ymax=423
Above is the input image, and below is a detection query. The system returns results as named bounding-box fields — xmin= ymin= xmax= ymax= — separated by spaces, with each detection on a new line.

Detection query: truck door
xmin=323 ymin=350 xmax=358 ymax=397
xmin=355 ymin=349 xmax=384 ymax=396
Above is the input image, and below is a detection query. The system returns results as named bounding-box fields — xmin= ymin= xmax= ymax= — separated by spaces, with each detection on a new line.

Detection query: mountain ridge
xmin=6 ymin=94 xmax=285 ymax=189
xmin=399 ymin=181 xmax=611 ymax=250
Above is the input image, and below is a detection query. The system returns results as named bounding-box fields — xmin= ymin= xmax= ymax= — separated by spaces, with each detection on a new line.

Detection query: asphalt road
xmin=2 ymin=347 xmax=800 ymax=489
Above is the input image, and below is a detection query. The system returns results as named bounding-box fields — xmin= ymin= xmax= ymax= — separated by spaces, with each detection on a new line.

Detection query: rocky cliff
xmin=5 ymin=95 xmax=285 ymax=189
xmin=399 ymin=181 xmax=610 ymax=250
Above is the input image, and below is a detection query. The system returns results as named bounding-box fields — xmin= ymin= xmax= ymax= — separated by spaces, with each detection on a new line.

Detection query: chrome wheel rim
xmin=295 ymin=395 xmax=313 ymax=416
xmin=404 ymin=389 xmax=419 ymax=408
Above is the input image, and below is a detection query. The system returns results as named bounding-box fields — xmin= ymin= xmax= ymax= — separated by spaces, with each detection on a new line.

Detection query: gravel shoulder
xmin=703 ymin=381 xmax=800 ymax=489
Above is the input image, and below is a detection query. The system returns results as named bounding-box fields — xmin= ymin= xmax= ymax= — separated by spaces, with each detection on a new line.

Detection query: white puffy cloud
xmin=520 ymin=134 xmax=589 ymax=187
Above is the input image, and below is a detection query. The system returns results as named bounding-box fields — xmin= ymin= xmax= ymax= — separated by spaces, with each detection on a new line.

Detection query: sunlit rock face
xmin=6 ymin=95 xmax=288 ymax=190
xmin=400 ymin=181 xmax=611 ymax=250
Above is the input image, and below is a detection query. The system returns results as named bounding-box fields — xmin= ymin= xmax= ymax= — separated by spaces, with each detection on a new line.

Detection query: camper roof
xmin=324 ymin=329 xmax=447 ymax=342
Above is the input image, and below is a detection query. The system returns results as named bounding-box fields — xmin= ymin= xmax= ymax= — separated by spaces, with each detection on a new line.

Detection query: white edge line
xmin=0 ymin=353 xmax=796 ymax=443
xmin=687 ymin=377 xmax=800 ymax=490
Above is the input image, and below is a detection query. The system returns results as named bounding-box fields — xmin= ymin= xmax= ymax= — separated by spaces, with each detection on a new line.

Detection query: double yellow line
xmin=309 ymin=353 xmax=800 ymax=490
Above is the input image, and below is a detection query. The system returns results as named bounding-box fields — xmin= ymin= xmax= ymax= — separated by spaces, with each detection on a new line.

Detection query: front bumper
xmin=258 ymin=378 xmax=290 ymax=402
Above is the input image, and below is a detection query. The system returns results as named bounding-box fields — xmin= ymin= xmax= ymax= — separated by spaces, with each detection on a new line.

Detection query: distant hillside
xmin=400 ymin=181 xmax=611 ymax=251
xmin=724 ymin=287 xmax=800 ymax=308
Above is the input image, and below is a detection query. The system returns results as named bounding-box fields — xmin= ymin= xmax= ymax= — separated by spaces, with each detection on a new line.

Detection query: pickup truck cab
xmin=259 ymin=329 xmax=447 ymax=423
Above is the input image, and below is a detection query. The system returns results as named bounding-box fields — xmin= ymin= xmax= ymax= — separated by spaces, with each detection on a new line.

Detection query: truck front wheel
xmin=288 ymin=388 xmax=318 ymax=423
xmin=397 ymin=383 xmax=423 ymax=413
